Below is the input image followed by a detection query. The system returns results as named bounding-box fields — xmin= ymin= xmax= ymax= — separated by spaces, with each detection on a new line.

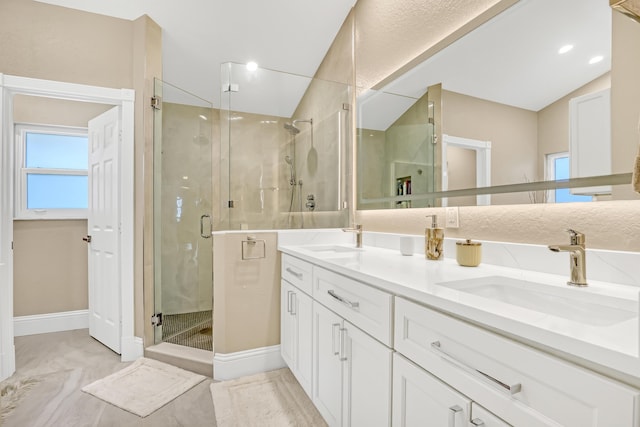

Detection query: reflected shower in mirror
xmin=357 ymin=0 xmax=638 ymax=209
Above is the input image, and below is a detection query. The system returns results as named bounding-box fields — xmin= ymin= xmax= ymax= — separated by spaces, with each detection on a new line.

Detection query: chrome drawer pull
xmin=448 ymin=405 xmax=463 ymax=427
xmin=471 ymin=419 xmax=485 ymax=426
xmin=431 ymin=341 xmax=522 ymax=395
xmin=327 ymin=290 xmax=360 ymax=309
xmin=285 ymin=267 xmax=303 ymax=279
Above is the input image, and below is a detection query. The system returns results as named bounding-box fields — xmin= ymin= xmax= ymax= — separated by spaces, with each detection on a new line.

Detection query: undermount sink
xmin=438 ymin=276 xmax=638 ymax=327
xmin=300 ymin=245 xmax=363 ymax=254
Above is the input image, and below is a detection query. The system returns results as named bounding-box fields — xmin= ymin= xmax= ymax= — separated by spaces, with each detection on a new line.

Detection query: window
xmin=545 ymin=152 xmax=592 ymax=204
xmin=15 ymin=124 xmax=89 ymax=219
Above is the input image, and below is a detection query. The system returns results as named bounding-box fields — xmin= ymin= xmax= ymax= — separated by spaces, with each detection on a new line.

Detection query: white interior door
xmin=88 ymin=106 xmax=121 ymax=354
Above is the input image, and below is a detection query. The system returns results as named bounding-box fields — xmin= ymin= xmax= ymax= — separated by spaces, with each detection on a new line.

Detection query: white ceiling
xmin=35 ymin=0 xmax=356 ymax=110
xmin=360 ymin=0 xmax=612 ymax=131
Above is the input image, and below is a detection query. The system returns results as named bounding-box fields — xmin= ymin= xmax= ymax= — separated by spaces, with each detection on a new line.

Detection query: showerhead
xmin=293 ymin=118 xmax=313 ymax=126
xmin=284 ymin=122 xmax=300 ymax=135
xmin=285 ymin=155 xmax=292 ymax=165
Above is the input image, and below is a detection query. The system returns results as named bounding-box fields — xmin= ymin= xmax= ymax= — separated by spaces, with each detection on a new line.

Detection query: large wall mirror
xmin=357 ymin=0 xmax=638 ymax=209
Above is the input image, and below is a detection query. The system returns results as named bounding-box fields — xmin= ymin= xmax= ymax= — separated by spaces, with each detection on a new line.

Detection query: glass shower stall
xmin=152 ymin=64 xmax=352 ymax=353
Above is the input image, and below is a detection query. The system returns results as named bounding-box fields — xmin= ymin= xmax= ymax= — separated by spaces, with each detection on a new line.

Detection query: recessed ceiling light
xmin=199 ymin=115 xmax=208 ymax=121
xmin=246 ymin=61 xmax=258 ymax=71
xmin=558 ymin=44 xmax=573 ymax=54
xmin=589 ymin=55 xmax=604 ymax=65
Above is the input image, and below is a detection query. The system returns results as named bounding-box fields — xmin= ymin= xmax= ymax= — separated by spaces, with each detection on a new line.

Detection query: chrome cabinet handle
xmin=286 ymin=290 xmax=292 ymax=314
xmin=471 ymin=419 xmax=485 ymax=426
xmin=200 ymin=214 xmax=212 ymax=238
xmin=332 ymin=323 xmax=341 ymax=356
xmin=339 ymin=327 xmax=347 ymax=361
xmin=285 ymin=267 xmax=303 ymax=279
xmin=448 ymin=405 xmax=463 ymax=427
xmin=327 ymin=290 xmax=359 ymax=309
xmin=431 ymin=341 xmax=522 ymax=395
xmin=290 ymin=292 xmax=296 ymax=316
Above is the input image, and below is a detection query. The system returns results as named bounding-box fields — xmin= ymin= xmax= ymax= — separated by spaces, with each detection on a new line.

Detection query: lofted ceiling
xmin=35 ymin=0 xmax=356 ymax=110
xmin=360 ymin=0 xmax=612 ymax=131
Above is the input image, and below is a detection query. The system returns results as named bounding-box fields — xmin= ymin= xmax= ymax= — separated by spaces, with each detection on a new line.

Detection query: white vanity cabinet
xmin=281 ymin=254 xmax=393 ymax=426
xmin=280 ymin=255 xmax=314 ymax=397
xmin=394 ymin=296 xmax=640 ymax=427
xmin=312 ymin=299 xmax=393 ymax=427
xmin=280 ymin=279 xmax=313 ymax=396
xmin=311 ymin=265 xmax=393 ymax=427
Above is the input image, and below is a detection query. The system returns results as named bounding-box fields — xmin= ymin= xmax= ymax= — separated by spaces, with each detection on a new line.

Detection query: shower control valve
xmin=305 ymin=194 xmax=316 ymax=211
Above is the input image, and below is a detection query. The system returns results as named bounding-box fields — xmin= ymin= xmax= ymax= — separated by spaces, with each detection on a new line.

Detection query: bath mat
xmin=210 ymin=368 xmax=326 ymax=427
xmin=82 ymin=357 xmax=205 ymax=417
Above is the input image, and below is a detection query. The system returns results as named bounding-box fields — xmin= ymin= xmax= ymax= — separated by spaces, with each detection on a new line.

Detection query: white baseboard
xmin=121 ymin=336 xmax=144 ymax=362
xmin=14 ymin=310 xmax=89 ymax=337
xmin=213 ymin=344 xmax=285 ymax=381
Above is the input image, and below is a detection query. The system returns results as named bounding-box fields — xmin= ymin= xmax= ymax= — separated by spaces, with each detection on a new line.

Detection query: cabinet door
xmin=280 ymin=280 xmax=295 ymax=369
xmin=295 ymin=289 xmax=313 ymax=397
xmin=392 ymin=353 xmax=471 ymax=427
xmin=313 ymin=302 xmax=343 ymax=427
xmin=471 ymin=403 xmax=511 ymax=427
xmin=343 ymin=320 xmax=392 ymax=427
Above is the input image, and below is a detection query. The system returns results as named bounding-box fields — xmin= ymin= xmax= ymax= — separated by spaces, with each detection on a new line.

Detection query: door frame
xmin=0 ymin=74 xmax=137 ymax=381
xmin=441 ymin=134 xmax=492 ymax=206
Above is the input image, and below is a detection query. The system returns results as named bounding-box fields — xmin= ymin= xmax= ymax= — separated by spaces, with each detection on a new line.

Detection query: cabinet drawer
xmin=281 ymin=254 xmax=313 ymax=295
xmin=314 ymin=266 xmax=393 ymax=346
xmin=394 ymin=297 xmax=640 ymax=427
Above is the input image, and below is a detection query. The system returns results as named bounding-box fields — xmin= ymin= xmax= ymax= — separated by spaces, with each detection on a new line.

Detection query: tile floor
xmin=0 ymin=329 xmax=216 ymax=426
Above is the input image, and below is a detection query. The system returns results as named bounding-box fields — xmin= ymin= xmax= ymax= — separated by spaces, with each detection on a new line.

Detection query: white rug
xmin=82 ymin=357 xmax=206 ymax=417
xmin=211 ymin=368 xmax=326 ymax=427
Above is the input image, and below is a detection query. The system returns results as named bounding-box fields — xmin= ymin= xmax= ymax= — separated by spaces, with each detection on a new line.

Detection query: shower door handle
xmin=200 ymin=214 xmax=212 ymax=238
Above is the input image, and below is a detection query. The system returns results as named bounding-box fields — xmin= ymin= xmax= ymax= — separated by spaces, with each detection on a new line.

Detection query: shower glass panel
xmin=153 ymin=79 xmax=214 ymax=350
xmin=220 ymin=62 xmax=351 ymax=230
xmin=357 ymin=90 xmax=437 ymax=209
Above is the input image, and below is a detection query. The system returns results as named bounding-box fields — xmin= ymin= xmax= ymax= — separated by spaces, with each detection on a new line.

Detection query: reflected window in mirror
xmin=546 ymin=152 xmax=593 ymax=203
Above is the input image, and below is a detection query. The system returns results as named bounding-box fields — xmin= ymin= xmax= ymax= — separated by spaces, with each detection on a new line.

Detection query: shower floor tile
xmin=162 ymin=311 xmax=213 ymax=351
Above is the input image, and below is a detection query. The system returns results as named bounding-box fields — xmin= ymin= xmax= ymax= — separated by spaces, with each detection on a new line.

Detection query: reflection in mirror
xmin=357 ymin=0 xmax=638 ymax=209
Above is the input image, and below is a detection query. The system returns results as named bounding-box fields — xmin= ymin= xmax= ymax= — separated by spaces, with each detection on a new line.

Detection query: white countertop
xmin=279 ymin=242 xmax=640 ymax=379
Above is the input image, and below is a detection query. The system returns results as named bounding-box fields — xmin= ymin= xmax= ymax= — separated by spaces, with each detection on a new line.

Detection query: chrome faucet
xmin=342 ymin=224 xmax=363 ymax=248
xmin=548 ymin=229 xmax=588 ymax=287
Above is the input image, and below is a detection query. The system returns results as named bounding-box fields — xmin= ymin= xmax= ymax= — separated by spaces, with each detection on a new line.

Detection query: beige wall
xmin=0 ymin=0 xmax=133 ymax=88
xmin=213 ymin=232 xmax=280 ymax=353
xmin=13 ymin=220 xmax=88 ymax=316
xmin=134 ymin=16 xmax=163 ymax=343
xmin=352 ymin=0 xmax=640 ymax=252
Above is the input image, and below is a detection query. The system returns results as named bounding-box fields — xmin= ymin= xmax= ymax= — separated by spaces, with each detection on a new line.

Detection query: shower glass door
xmin=153 ymin=79 xmax=214 ymax=350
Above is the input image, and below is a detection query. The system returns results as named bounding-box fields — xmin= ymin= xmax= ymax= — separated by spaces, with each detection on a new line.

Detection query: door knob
xmin=82 ymin=235 xmax=92 ymax=243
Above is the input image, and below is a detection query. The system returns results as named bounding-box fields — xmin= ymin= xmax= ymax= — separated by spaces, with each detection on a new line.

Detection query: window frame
xmin=14 ymin=123 xmax=89 ymax=220
xmin=545 ymin=151 xmax=593 ymax=204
